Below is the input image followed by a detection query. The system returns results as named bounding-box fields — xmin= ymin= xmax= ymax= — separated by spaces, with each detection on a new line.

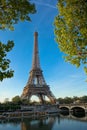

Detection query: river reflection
xmin=0 ymin=114 xmax=87 ymax=130
xmin=21 ymin=114 xmax=87 ymax=130
xmin=21 ymin=117 xmax=56 ymax=130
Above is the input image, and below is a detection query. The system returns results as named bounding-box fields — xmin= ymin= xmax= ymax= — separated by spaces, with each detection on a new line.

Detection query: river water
xmin=0 ymin=114 xmax=87 ymax=130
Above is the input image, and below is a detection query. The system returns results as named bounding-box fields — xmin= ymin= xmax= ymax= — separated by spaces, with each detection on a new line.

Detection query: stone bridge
xmin=59 ymin=103 xmax=87 ymax=113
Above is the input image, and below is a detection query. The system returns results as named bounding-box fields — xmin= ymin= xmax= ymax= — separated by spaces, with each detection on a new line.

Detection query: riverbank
xmin=0 ymin=104 xmax=59 ymax=120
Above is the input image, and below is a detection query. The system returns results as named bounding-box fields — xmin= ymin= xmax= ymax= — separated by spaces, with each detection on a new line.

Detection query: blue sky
xmin=0 ymin=0 xmax=87 ymax=102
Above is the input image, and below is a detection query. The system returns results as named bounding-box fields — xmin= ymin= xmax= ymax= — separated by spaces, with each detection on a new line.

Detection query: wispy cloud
xmin=32 ymin=0 xmax=56 ymax=9
xmin=69 ymin=74 xmax=83 ymax=79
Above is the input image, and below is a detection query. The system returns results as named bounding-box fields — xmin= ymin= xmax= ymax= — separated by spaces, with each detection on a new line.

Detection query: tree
xmin=54 ymin=0 xmax=87 ymax=76
xmin=0 ymin=41 xmax=14 ymax=81
xmin=80 ymin=95 xmax=87 ymax=103
xmin=57 ymin=97 xmax=73 ymax=104
xmin=0 ymin=0 xmax=36 ymax=81
xmin=73 ymin=96 xmax=80 ymax=103
xmin=63 ymin=97 xmax=73 ymax=104
xmin=57 ymin=97 xmax=64 ymax=104
xmin=12 ymin=95 xmax=21 ymax=104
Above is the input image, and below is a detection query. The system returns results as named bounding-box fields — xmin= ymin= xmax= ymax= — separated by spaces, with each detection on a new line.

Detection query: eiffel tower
xmin=21 ymin=32 xmax=56 ymax=104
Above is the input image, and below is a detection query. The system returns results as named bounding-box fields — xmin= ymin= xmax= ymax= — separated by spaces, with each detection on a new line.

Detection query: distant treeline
xmin=0 ymin=95 xmax=87 ymax=111
xmin=57 ymin=96 xmax=87 ymax=104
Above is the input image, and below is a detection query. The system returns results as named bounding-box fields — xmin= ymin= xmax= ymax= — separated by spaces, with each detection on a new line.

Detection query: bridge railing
xmin=59 ymin=103 xmax=87 ymax=107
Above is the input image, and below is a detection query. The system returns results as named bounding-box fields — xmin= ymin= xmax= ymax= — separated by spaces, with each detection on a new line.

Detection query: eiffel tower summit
xmin=21 ymin=32 xmax=56 ymax=104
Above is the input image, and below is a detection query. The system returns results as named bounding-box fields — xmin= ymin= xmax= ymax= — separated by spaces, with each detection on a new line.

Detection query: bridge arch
xmin=59 ymin=107 xmax=69 ymax=115
xmin=59 ymin=107 xmax=69 ymax=111
xmin=71 ymin=106 xmax=85 ymax=112
xmin=71 ymin=106 xmax=85 ymax=110
xmin=59 ymin=106 xmax=70 ymax=110
xmin=71 ymin=107 xmax=85 ymax=117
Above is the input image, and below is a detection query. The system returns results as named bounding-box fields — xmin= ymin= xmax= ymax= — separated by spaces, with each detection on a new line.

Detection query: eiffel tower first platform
xmin=21 ymin=32 xmax=56 ymax=104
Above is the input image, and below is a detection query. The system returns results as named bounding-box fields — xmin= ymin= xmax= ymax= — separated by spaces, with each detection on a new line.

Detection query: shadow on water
xmin=60 ymin=111 xmax=85 ymax=118
xmin=60 ymin=107 xmax=69 ymax=116
xmin=60 ymin=111 xmax=69 ymax=116
xmin=71 ymin=107 xmax=85 ymax=118
xmin=72 ymin=111 xmax=85 ymax=118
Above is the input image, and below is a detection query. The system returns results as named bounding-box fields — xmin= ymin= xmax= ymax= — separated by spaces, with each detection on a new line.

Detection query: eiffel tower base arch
xmin=21 ymin=86 xmax=56 ymax=104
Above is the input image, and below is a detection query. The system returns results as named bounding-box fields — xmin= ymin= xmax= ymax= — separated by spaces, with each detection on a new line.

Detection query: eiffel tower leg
xmin=47 ymin=94 xmax=56 ymax=104
xmin=38 ymin=94 xmax=45 ymax=104
xmin=25 ymin=93 xmax=32 ymax=103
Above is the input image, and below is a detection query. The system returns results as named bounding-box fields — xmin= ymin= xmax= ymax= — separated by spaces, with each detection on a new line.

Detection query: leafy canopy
xmin=0 ymin=0 xmax=36 ymax=30
xmin=0 ymin=0 xmax=36 ymax=81
xmin=0 ymin=41 xmax=14 ymax=81
xmin=12 ymin=95 xmax=21 ymax=103
xmin=54 ymin=0 xmax=87 ymax=76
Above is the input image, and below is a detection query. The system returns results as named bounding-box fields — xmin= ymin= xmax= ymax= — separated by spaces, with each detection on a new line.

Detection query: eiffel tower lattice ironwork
xmin=21 ymin=32 xmax=56 ymax=104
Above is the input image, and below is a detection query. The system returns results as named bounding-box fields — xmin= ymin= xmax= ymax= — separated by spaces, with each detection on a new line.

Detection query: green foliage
xmin=0 ymin=0 xmax=36 ymax=81
xmin=54 ymin=0 xmax=87 ymax=75
xmin=0 ymin=102 xmax=21 ymax=111
xmin=0 ymin=41 xmax=14 ymax=81
xmin=57 ymin=96 xmax=87 ymax=104
xmin=58 ymin=97 xmax=73 ymax=104
xmin=80 ymin=95 xmax=87 ymax=103
xmin=0 ymin=0 xmax=36 ymax=30
xmin=12 ymin=95 xmax=21 ymax=104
